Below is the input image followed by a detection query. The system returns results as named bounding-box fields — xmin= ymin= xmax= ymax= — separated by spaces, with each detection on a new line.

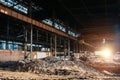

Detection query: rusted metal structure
xmin=0 ymin=4 xmax=80 ymax=60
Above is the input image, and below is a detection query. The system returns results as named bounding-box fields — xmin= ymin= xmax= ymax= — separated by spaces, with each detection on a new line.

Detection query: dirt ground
xmin=0 ymin=70 xmax=73 ymax=80
xmin=0 ymin=57 xmax=120 ymax=80
xmin=0 ymin=70 xmax=120 ymax=80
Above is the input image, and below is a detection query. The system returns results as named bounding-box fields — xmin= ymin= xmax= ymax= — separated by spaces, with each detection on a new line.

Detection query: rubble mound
xmin=17 ymin=57 xmax=103 ymax=78
xmin=0 ymin=57 xmax=119 ymax=79
xmin=18 ymin=59 xmax=77 ymax=75
xmin=42 ymin=57 xmax=61 ymax=63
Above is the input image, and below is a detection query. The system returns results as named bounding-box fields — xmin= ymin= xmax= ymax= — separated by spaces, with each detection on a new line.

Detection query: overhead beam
xmin=0 ymin=5 xmax=77 ymax=41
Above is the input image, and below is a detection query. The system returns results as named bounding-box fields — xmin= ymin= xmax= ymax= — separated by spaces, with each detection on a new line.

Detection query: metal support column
xmin=29 ymin=1 xmax=32 ymax=60
xmin=36 ymin=30 xmax=39 ymax=51
xmin=68 ymin=38 xmax=70 ymax=56
xmin=24 ymin=27 xmax=27 ymax=59
xmin=50 ymin=35 xmax=53 ymax=56
xmin=78 ymin=42 xmax=80 ymax=53
xmin=64 ymin=38 xmax=67 ymax=57
xmin=46 ymin=33 xmax=48 ymax=51
xmin=73 ymin=41 xmax=75 ymax=53
xmin=6 ymin=19 xmax=9 ymax=50
xmin=76 ymin=41 xmax=78 ymax=53
xmin=30 ymin=25 xmax=33 ymax=60
xmin=77 ymin=41 xmax=79 ymax=53
xmin=54 ymin=34 xmax=57 ymax=57
xmin=74 ymin=42 xmax=76 ymax=53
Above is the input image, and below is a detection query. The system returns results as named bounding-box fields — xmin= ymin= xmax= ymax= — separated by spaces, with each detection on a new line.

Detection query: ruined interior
xmin=0 ymin=0 xmax=120 ymax=79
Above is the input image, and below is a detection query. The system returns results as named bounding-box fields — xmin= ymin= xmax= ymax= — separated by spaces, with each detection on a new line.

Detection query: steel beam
xmin=0 ymin=5 xmax=77 ymax=41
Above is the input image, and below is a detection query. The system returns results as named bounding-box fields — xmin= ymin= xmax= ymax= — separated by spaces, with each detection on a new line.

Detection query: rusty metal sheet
xmin=27 ymin=17 xmax=31 ymax=23
xmin=0 ymin=6 xmax=5 ymax=14
xmin=48 ymin=27 xmax=51 ymax=31
xmin=18 ymin=13 xmax=23 ymax=21
xmin=23 ymin=15 xmax=28 ymax=22
xmin=38 ymin=23 xmax=42 ymax=28
xmin=11 ymin=11 xmax=17 ymax=18
xmin=42 ymin=24 xmax=47 ymax=30
xmin=0 ymin=5 xmax=2 ymax=9
xmin=36 ymin=21 xmax=39 ymax=26
xmin=35 ymin=20 xmax=39 ymax=27
xmin=39 ymin=22 xmax=42 ymax=27
xmin=5 ymin=8 xmax=11 ymax=16
xmin=45 ymin=26 xmax=49 ymax=31
xmin=32 ymin=20 xmax=36 ymax=25
xmin=0 ymin=6 xmax=4 ymax=11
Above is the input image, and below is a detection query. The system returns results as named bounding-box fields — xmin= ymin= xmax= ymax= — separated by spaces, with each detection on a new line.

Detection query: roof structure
xmin=2 ymin=0 xmax=120 ymax=49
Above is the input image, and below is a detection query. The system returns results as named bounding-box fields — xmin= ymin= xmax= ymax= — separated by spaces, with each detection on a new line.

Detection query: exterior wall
xmin=0 ymin=50 xmax=52 ymax=62
xmin=0 ymin=50 xmax=24 ymax=62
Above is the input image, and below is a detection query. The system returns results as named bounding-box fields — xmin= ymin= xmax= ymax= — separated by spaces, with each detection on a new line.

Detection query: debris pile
xmin=18 ymin=59 xmax=76 ymax=75
xmin=1 ymin=57 xmax=120 ymax=79
xmin=18 ymin=57 xmax=104 ymax=79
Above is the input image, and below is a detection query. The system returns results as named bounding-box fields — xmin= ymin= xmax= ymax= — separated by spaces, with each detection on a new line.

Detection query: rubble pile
xmin=18 ymin=59 xmax=77 ymax=75
xmin=1 ymin=57 xmax=120 ymax=79
xmin=18 ymin=57 xmax=104 ymax=79
xmin=42 ymin=57 xmax=61 ymax=63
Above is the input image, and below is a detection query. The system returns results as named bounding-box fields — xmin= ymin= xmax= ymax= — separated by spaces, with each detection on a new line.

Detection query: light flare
xmin=101 ymin=48 xmax=112 ymax=59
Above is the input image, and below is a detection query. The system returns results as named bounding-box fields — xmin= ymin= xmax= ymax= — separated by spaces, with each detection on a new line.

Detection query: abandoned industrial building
xmin=0 ymin=0 xmax=120 ymax=79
